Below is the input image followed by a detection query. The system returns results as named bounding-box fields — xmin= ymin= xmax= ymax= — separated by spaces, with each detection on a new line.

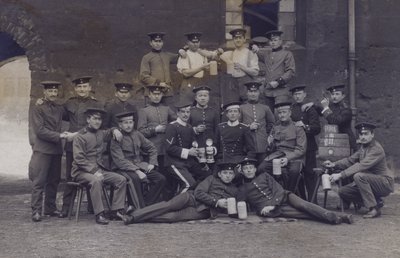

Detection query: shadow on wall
xmin=0 ymin=56 xmax=31 ymax=122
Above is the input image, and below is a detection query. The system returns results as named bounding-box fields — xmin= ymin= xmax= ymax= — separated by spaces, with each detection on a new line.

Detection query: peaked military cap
xmin=147 ymin=32 xmax=166 ymax=40
xmin=244 ymin=82 xmax=262 ymax=91
xmin=251 ymin=36 xmax=269 ymax=45
xmin=192 ymin=85 xmax=211 ymax=93
xmin=114 ymin=83 xmax=133 ymax=92
xmin=184 ymin=32 xmax=202 ymax=42
xmin=265 ymin=30 xmax=283 ymax=39
xmin=355 ymin=122 xmax=377 ymax=132
xmin=217 ymin=162 xmax=236 ymax=171
xmin=238 ymin=157 xmax=258 ymax=166
xmin=84 ymin=107 xmax=106 ymax=116
xmin=41 ymin=81 xmax=61 ymax=89
xmin=146 ymin=84 xmax=167 ymax=93
xmin=229 ymin=28 xmax=246 ymax=37
xmin=223 ymin=101 xmax=242 ymax=111
xmin=72 ymin=76 xmax=92 ymax=85
xmin=174 ymin=98 xmax=193 ymax=109
xmin=274 ymin=95 xmax=292 ymax=109
xmin=326 ymin=84 xmax=346 ymax=93
xmin=289 ymin=84 xmax=307 ymax=93
xmin=115 ymin=111 xmax=135 ymax=121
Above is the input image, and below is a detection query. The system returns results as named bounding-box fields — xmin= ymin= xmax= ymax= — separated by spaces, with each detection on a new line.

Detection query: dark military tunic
xmin=322 ymin=101 xmax=356 ymax=150
xmin=189 ymin=105 xmax=220 ymax=148
xmin=215 ymin=121 xmax=256 ymax=163
xmin=104 ymin=98 xmax=138 ymax=128
xmin=240 ymin=101 xmax=275 ymax=153
xmin=137 ymin=103 xmax=176 ymax=156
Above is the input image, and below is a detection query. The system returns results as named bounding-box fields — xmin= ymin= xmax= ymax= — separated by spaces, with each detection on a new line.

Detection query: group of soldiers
xmin=29 ymin=28 xmax=394 ymax=225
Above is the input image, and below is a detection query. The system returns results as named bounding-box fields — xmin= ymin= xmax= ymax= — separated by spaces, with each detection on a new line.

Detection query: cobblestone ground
xmin=1 ymin=175 xmax=400 ymax=258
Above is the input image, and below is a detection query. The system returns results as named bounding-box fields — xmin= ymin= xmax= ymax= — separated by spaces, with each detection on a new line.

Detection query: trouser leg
xmin=169 ymin=165 xmax=196 ymax=194
xmin=123 ymin=172 xmax=145 ymax=208
xmin=338 ymin=182 xmax=363 ymax=206
xmin=103 ymin=171 xmax=127 ymax=211
xmin=74 ymin=173 xmax=104 ymax=215
xmin=29 ymin=152 xmax=51 ymax=214
xmin=285 ymin=161 xmax=302 ymax=193
xmin=304 ymin=151 xmax=318 ymax=202
xmin=44 ymin=155 xmax=62 ymax=213
xmin=144 ymin=169 xmax=166 ymax=205
xmin=150 ymin=207 xmax=210 ymax=223
xmin=132 ymin=192 xmax=193 ymax=223
xmin=60 ymin=151 xmax=74 ymax=213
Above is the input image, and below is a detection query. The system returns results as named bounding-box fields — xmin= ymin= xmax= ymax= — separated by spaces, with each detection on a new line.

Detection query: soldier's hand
xmin=323 ymin=160 xmax=335 ymax=168
xmin=249 ymin=122 xmax=259 ymax=131
xmin=321 ymin=98 xmax=330 ymax=109
xmin=178 ymin=49 xmax=187 ymax=58
xmin=112 ymin=129 xmax=123 ymax=142
xmin=65 ymin=132 xmax=78 ymax=142
xmin=155 ymin=124 xmax=166 ymax=133
xmin=251 ymin=44 xmax=260 ymax=53
xmin=135 ymin=170 xmax=147 ymax=180
xmin=217 ymin=48 xmax=224 ymax=55
xmin=203 ymin=62 xmax=210 ymax=71
xmin=195 ymin=124 xmax=206 ymax=133
xmin=280 ymin=158 xmax=288 ymax=167
xmin=295 ymin=121 xmax=305 ymax=127
xmin=147 ymin=164 xmax=155 ymax=173
xmin=267 ymin=135 xmax=274 ymax=145
xmin=188 ymin=147 xmax=198 ymax=157
xmin=269 ymin=81 xmax=279 ymax=88
xmin=330 ymin=173 xmax=342 ymax=182
xmin=59 ymin=132 xmax=68 ymax=139
xmin=94 ymin=170 xmax=104 ymax=181
xmin=260 ymin=206 xmax=275 ymax=216
xmin=301 ymin=102 xmax=314 ymax=112
xmin=216 ymin=199 xmax=228 ymax=209
xmin=233 ymin=62 xmax=243 ymax=70
xmin=35 ymin=98 xmax=44 ymax=106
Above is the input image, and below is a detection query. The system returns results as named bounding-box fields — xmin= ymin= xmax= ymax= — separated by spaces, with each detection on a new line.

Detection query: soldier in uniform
xmin=240 ymin=82 xmax=275 ymax=163
xmin=59 ymin=76 xmax=104 ymax=217
xmin=320 ymin=84 xmax=357 ymax=151
xmin=104 ymin=83 xmax=138 ymax=129
xmin=110 ymin=111 xmax=166 ymax=207
xmin=324 ymin=122 xmax=394 ymax=219
xmin=140 ymin=32 xmax=185 ymax=107
xmin=177 ymin=32 xmax=222 ymax=103
xmin=29 ymin=81 xmax=72 ymax=222
xmin=252 ymin=30 xmax=296 ymax=110
xmin=164 ymin=100 xmax=211 ymax=194
xmin=250 ymin=36 xmax=269 ymax=105
xmin=238 ymin=157 xmax=353 ymax=225
xmin=123 ymin=162 xmax=238 ymax=224
xmin=215 ymin=102 xmax=256 ymax=164
xmin=72 ymin=108 xmax=127 ymax=225
xmin=220 ymin=28 xmax=259 ymax=103
xmin=290 ymin=85 xmax=321 ymax=202
xmin=258 ymin=98 xmax=307 ymax=192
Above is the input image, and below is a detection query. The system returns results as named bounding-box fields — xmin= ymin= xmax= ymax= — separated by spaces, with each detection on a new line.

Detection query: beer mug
xmin=198 ymin=147 xmax=207 ymax=163
xmin=205 ymin=138 xmax=217 ymax=163
xmin=272 ymin=159 xmax=282 ymax=175
xmin=209 ymin=61 xmax=218 ymax=75
xmin=237 ymin=201 xmax=248 ymax=220
xmin=227 ymin=198 xmax=237 ymax=215
xmin=321 ymin=173 xmax=331 ymax=190
xmin=226 ymin=62 xmax=234 ymax=75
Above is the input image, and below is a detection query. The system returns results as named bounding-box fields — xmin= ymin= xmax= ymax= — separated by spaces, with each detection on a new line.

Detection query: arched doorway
xmin=0 ymin=32 xmax=31 ymax=178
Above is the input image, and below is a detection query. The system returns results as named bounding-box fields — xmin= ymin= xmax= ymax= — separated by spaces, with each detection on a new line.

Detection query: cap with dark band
xmin=355 ymin=122 xmax=377 ymax=131
xmin=41 ymin=81 xmax=61 ymax=89
xmin=184 ymin=32 xmax=202 ymax=42
xmin=192 ymin=85 xmax=211 ymax=93
xmin=244 ymin=82 xmax=262 ymax=91
xmin=251 ymin=36 xmax=269 ymax=45
xmin=223 ymin=101 xmax=242 ymax=111
xmin=72 ymin=76 xmax=92 ymax=85
xmin=147 ymin=32 xmax=166 ymax=40
xmin=146 ymin=85 xmax=167 ymax=93
xmin=274 ymin=95 xmax=292 ymax=109
xmin=115 ymin=111 xmax=135 ymax=121
xmin=217 ymin=162 xmax=236 ymax=171
xmin=84 ymin=107 xmax=106 ymax=116
xmin=265 ymin=30 xmax=283 ymax=39
xmin=174 ymin=99 xmax=193 ymax=109
xmin=326 ymin=84 xmax=345 ymax=93
xmin=239 ymin=157 xmax=258 ymax=166
xmin=115 ymin=83 xmax=133 ymax=92
xmin=229 ymin=28 xmax=246 ymax=37
xmin=289 ymin=84 xmax=306 ymax=93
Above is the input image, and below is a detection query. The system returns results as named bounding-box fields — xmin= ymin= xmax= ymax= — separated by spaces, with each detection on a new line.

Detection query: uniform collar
xmin=227 ymin=120 xmax=239 ymax=126
xmin=176 ymin=117 xmax=188 ymax=126
xmin=151 ymin=49 xmax=162 ymax=53
xmin=272 ymin=46 xmax=283 ymax=52
xmin=195 ymin=104 xmax=208 ymax=109
xmin=86 ymin=126 xmax=98 ymax=133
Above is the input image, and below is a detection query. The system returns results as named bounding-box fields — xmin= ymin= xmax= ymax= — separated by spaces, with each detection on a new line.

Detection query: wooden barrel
xmin=317 ymin=133 xmax=351 ymax=162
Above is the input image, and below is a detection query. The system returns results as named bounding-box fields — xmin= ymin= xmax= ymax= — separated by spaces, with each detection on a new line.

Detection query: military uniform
xmin=334 ymin=139 xmax=394 ymax=209
xmin=72 ymin=126 xmax=127 ymax=216
xmin=189 ymin=105 xmax=220 ymax=148
xmin=291 ymin=89 xmax=321 ymax=201
xmin=215 ymin=120 xmax=256 ymax=164
xmin=110 ymin=129 xmax=165 ymax=206
xmin=29 ymin=81 xmax=65 ymax=219
xmin=164 ymin=118 xmax=210 ymax=193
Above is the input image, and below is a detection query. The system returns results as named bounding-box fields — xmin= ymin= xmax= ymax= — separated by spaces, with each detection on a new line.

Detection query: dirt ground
xmin=1 ymin=121 xmax=400 ymax=258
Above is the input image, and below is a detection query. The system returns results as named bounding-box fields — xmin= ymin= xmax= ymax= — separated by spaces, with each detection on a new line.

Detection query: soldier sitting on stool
xmin=323 ymin=122 xmax=394 ymax=218
xmin=258 ymin=97 xmax=307 ymax=192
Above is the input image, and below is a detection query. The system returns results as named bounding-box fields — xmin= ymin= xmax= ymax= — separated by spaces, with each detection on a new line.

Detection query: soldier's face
xmin=269 ymin=36 xmax=282 ymax=49
xmin=187 ymin=40 xmax=200 ymax=51
xmin=87 ymin=114 xmax=102 ymax=130
xmin=358 ymin=129 xmax=374 ymax=145
xmin=293 ymin=91 xmax=307 ymax=103
xmin=115 ymin=90 xmax=131 ymax=102
xmin=119 ymin=118 xmax=134 ymax=133
xmin=241 ymin=164 xmax=257 ymax=179
xmin=233 ymin=35 xmax=246 ymax=48
xmin=150 ymin=39 xmax=163 ymax=51
xmin=43 ymin=88 xmax=59 ymax=102
xmin=75 ymin=83 xmax=91 ymax=98
xmin=226 ymin=108 xmax=240 ymax=122
xmin=195 ymin=90 xmax=209 ymax=107
xmin=277 ymin=108 xmax=291 ymax=122
xmin=247 ymin=89 xmax=260 ymax=101
xmin=149 ymin=91 xmax=163 ymax=103
xmin=330 ymin=91 xmax=345 ymax=103
xmin=218 ymin=169 xmax=235 ymax=184
xmin=177 ymin=106 xmax=191 ymax=122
